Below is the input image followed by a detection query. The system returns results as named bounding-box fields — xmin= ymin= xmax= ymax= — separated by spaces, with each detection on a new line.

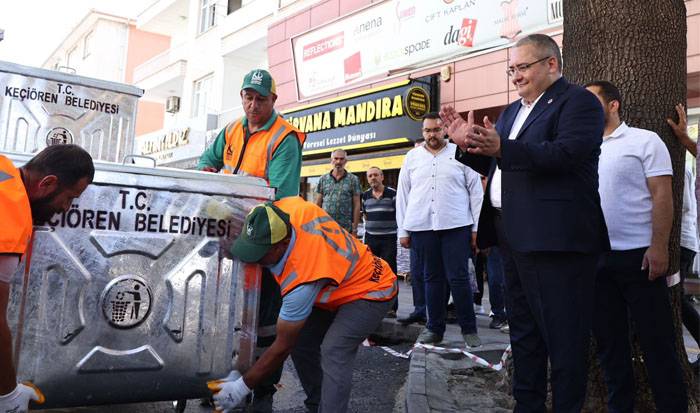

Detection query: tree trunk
xmin=563 ymin=1 xmax=696 ymax=412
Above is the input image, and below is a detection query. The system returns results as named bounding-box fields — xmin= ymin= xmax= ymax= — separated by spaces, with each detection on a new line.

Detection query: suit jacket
xmin=455 ymin=77 xmax=610 ymax=253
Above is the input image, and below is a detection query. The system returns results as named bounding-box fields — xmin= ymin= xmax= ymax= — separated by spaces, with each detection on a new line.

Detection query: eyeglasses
xmin=422 ymin=127 xmax=443 ymax=134
xmin=506 ymin=56 xmax=552 ymax=77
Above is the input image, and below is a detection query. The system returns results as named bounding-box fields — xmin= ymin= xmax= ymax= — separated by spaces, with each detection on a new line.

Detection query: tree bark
xmin=563 ymin=1 xmax=696 ymax=412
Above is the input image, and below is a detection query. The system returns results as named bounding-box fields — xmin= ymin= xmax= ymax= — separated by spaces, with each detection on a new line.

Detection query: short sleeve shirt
xmin=316 ymin=170 xmax=361 ymax=232
xmin=598 ymin=122 xmax=673 ymax=250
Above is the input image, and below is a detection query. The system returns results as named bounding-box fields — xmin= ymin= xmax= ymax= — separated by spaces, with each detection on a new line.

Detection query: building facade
xmin=42 ymin=11 xmax=172 ymax=139
xmin=132 ymin=0 xmax=320 ymax=169
xmin=267 ymin=0 xmax=700 ymax=199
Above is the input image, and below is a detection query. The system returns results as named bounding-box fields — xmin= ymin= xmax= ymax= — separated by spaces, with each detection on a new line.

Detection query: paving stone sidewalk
xmin=405 ymin=313 xmax=512 ymax=413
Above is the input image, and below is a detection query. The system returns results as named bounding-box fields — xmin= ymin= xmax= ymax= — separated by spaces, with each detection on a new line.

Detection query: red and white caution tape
xmin=379 ymin=346 xmax=412 ymax=359
xmin=414 ymin=343 xmax=512 ymax=372
xmin=362 ymin=338 xmax=511 ymax=371
xmin=362 ymin=339 xmax=413 ymax=359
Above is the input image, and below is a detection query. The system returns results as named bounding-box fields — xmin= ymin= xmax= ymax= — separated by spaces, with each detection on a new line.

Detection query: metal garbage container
xmin=0 ymin=60 xmax=142 ymax=163
xmin=5 ymin=153 xmax=274 ymax=409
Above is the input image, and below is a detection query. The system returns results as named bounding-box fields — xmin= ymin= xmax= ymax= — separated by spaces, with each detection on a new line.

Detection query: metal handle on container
xmin=122 ymin=154 xmax=156 ymax=167
xmin=232 ymin=261 xmax=261 ymax=373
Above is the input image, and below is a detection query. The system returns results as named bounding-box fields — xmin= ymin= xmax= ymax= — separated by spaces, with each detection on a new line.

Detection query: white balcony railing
xmin=133 ymin=45 xmax=187 ymax=84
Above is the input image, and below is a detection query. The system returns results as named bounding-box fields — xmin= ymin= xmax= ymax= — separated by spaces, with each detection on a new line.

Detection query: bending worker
xmin=1 ymin=144 xmax=94 ymax=412
xmin=197 ymin=69 xmax=305 ymax=411
xmin=207 ymin=196 xmax=397 ymax=413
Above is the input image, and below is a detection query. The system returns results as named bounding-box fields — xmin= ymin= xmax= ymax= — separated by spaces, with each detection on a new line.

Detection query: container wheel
xmin=173 ymin=399 xmax=187 ymax=412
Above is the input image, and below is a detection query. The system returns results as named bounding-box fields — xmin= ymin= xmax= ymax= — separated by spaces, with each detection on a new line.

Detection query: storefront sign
xmin=139 ymin=127 xmax=190 ymax=157
xmin=292 ymin=0 xmax=559 ymax=98
xmin=135 ymin=118 xmax=209 ymax=165
xmin=284 ymin=78 xmax=432 ymax=155
xmin=404 ymin=87 xmax=430 ymax=121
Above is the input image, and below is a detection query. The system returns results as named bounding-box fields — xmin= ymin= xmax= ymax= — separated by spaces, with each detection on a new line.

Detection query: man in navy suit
xmin=441 ymin=34 xmax=609 ymax=412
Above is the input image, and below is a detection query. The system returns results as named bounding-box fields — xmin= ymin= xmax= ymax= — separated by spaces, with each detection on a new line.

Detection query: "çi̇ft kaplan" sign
xmin=292 ymin=0 xmax=563 ymax=98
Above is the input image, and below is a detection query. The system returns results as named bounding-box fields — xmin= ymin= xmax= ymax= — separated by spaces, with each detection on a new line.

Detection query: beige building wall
xmin=269 ymin=0 xmax=700 ymax=120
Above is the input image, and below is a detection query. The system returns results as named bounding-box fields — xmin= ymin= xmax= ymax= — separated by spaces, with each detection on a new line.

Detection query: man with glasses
xmin=441 ymin=34 xmax=609 ymax=412
xmin=396 ymin=112 xmax=483 ymax=348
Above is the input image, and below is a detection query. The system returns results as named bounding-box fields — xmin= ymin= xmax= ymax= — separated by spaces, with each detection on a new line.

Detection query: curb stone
xmin=405 ymin=343 xmax=429 ymax=413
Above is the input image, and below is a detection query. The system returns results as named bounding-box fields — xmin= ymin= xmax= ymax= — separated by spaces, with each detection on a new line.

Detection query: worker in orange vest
xmin=198 ymin=69 xmax=305 ymax=412
xmin=0 ymin=144 xmax=93 ymax=413
xmin=207 ymin=197 xmax=397 ymax=413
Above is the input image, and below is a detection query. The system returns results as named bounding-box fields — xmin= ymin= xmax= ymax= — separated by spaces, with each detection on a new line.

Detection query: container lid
xmin=2 ymin=150 xmax=275 ymax=199
xmin=0 ymin=60 xmax=143 ymax=97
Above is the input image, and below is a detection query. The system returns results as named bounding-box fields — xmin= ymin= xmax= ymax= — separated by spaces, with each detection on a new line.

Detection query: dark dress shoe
xmin=398 ymin=313 xmax=426 ymax=325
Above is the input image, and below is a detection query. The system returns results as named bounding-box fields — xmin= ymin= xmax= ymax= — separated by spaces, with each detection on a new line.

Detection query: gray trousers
xmin=291 ymin=297 xmax=396 ymax=413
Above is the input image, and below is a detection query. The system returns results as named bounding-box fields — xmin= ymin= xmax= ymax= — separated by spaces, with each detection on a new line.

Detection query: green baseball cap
xmin=241 ymin=69 xmax=277 ymax=97
xmin=231 ymin=203 xmax=290 ymax=263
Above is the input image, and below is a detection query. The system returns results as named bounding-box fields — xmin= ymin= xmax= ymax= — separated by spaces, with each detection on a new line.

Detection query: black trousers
xmin=473 ymin=251 xmax=487 ymax=305
xmin=252 ymin=269 xmax=284 ymax=411
xmin=495 ymin=213 xmax=597 ymax=413
xmin=365 ymin=233 xmax=398 ymax=311
xmin=593 ymin=248 xmax=687 ymax=413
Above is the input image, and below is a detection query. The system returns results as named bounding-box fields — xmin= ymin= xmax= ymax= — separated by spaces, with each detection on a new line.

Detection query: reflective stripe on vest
xmin=363 ymin=278 xmax=398 ymax=300
xmin=300 ymin=216 xmax=360 ymax=284
xmin=279 ymin=271 xmax=298 ymax=292
xmin=223 ymin=116 xmax=305 ymax=180
xmin=273 ymin=197 xmax=397 ymax=311
xmin=263 ymin=127 xmax=288 ymax=180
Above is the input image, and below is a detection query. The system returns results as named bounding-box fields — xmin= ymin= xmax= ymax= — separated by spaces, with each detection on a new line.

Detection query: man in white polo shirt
xmin=585 ymin=80 xmax=687 ymax=413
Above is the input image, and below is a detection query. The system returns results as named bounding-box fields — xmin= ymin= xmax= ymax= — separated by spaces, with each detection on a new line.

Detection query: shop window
xmin=199 ymin=0 xmax=217 ymax=33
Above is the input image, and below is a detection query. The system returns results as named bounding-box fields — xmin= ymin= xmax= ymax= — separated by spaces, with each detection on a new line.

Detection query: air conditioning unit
xmin=165 ymin=96 xmax=180 ymax=113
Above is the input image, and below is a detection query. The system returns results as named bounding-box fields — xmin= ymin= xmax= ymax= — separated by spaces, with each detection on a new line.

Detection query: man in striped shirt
xmin=362 ymin=166 xmax=399 ymax=317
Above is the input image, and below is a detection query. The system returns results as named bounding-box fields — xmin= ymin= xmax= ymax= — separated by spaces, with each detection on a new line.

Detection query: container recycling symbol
xmin=101 ymin=276 xmax=153 ymax=329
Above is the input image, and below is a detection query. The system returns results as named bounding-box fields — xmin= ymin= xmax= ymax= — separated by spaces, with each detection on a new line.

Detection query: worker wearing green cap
xmin=207 ymin=196 xmax=397 ymax=413
xmin=197 ymin=69 xmax=305 ymax=412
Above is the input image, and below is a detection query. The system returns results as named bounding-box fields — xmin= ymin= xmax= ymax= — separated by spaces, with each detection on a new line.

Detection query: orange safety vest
xmin=0 ymin=155 xmax=32 ymax=255
xmin=222 ymin=115 xmax=305 ymax=181
xmin=273 ymin=196 xmax=397 ymax=311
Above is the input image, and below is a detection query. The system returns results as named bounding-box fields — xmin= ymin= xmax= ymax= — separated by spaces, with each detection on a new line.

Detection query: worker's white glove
xmin=207 ymin=370 xmax=250 ymax=413
xmin=0 ymin=382 xmax=45 ymax=413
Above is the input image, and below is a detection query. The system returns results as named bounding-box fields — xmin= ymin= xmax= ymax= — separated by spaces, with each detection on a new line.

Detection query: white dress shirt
xmin=396 ymin=142 xmax=483 ymax=238
xmin=490 ymin=93 xmax=544 ymax=208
